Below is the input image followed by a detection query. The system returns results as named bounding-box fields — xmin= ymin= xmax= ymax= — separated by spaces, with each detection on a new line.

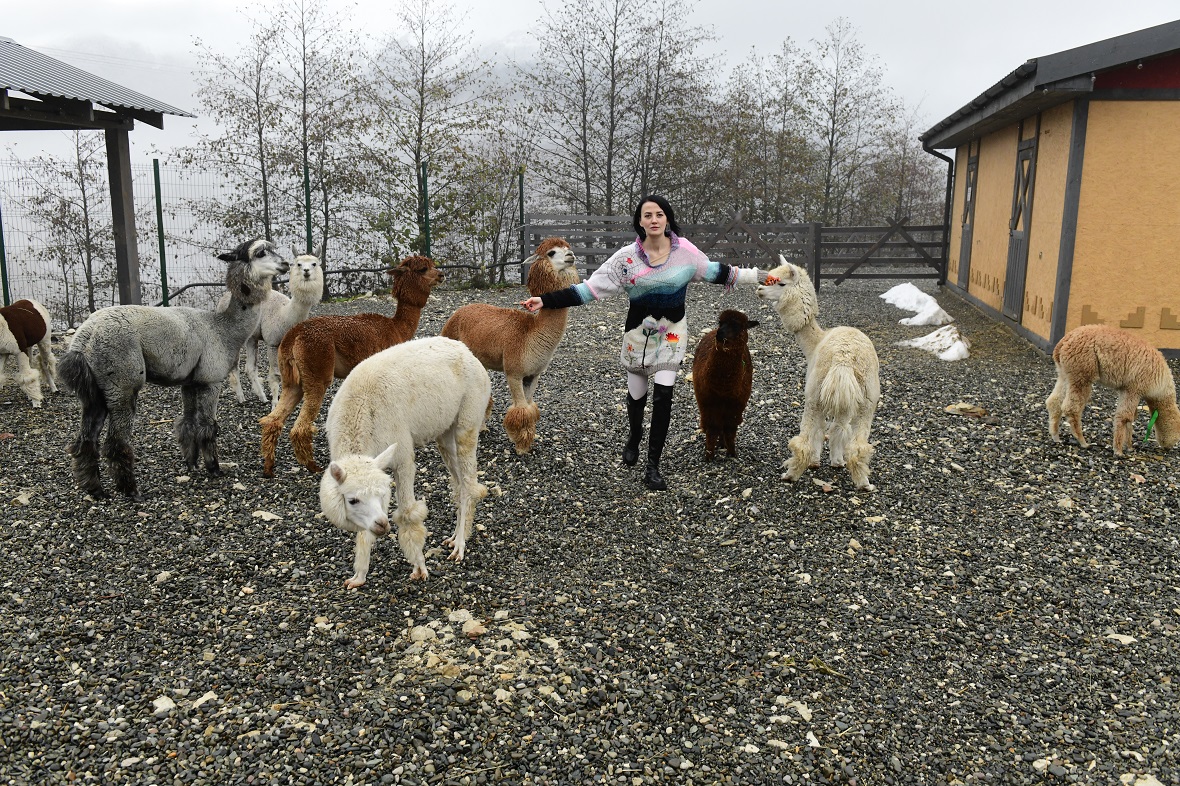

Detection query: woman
xmin=523 ymin=195 xmax=767 ymax=491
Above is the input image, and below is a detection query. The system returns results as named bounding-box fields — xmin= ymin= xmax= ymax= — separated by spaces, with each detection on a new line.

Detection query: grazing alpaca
xmin=757 ymin=258 xmax=880 ymax=490
xmin=1046 ymin=323 xmax=1180 ymax=455
xmin=441 ymin=237 xmax=579 ymax=453
xmin=0 ymin=298 xmax=57 ymax=408
xmin=692 ymin=309 xmax=758 ymax=460
xmin=219 ymin=253 xmax=324 ymax=404
xmin=260 ymin=255 xmax=443 ymax=477
xmin=58 ymin=239 xmax=287 ymax=499
xmin=319 ymin=337 xmax=491 ymax=588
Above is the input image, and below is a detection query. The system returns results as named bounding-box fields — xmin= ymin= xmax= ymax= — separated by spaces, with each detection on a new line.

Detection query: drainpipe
xmin=923 ymin=142 xmax=955 ymax=286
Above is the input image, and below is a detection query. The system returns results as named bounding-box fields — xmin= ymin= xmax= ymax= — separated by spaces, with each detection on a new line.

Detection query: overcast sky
xmin=3 ymin=0 xmax=1178 ymax=160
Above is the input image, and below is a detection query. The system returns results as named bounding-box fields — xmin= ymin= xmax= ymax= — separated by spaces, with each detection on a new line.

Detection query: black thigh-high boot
xmin=644 ymin=383 xmax=674 ymax=491
xmin=622 ymin=392 xmax=647 ymax=466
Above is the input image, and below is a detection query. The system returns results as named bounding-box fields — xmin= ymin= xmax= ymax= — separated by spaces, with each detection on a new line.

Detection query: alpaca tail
xmin=818 ymin=365 xmax=863 ymax=421
xmin=58 ymin=351 xmax=109 ymax=440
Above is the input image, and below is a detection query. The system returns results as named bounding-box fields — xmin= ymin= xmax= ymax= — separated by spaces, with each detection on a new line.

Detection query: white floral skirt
xmin=620 ymin=316 xmax=688 ymax=377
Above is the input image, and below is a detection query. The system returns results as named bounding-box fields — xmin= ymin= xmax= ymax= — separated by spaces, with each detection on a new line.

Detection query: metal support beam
xmin=105 ymin=127 xmax=142 ymax=304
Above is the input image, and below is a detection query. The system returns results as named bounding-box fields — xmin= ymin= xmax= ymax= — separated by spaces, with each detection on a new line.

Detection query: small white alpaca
xmin=319 ymin=336 xmax=492 ymax=589
xmin=0 ymin=298 xmax=58 ymax=408
xmin=757 ymin=257 xmax=880 ymax=490
xmin=58 ymin=239 xmax=287 ymax=499
xmin=218 ymin=253 xmax=323 ymax=403
xmin=1046 ymin=323 xmax=1180 ymax=455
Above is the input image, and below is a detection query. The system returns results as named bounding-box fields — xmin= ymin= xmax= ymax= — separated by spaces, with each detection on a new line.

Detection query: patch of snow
xmin=897 ymin=325 xmax=971 ymax=361
xmin=881 ymin=283 xmax=954 ymax=326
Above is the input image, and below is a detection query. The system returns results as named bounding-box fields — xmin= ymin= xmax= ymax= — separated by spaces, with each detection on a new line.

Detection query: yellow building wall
xmin=1019 ymin=102 xmax=1074 ymax=341
xmin=1069 ymin=101 xmax=1180 ymax=349
xmin=947 ymin=143 xmax=968 ymax=284
xmin=965 ymin=125 xmax=1019 ymax=310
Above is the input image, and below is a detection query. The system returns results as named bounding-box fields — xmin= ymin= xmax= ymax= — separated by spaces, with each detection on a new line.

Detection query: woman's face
xmin=640 ymin=201 xmax=667 ymax=240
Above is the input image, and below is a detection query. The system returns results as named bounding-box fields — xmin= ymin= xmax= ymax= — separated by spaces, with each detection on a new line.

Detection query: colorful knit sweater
xmin=540 ymin=234 xmax=754 ymax=330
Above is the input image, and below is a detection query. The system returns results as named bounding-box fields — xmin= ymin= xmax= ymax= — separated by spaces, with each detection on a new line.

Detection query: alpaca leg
xmin=68 ymin=398 xmax=109 ymax=498
xmin=345 ymin=529 xmax=377 ymax=589
xmin=846 ymin=406 xmax=876 ymax=490
xmin=1111 ymin=391 xmax=1140 ymax=456
xmin=36 ymin=342 xmax=58 ymax=394
xmin=703 ymin=423 xmax=718 ymax=462
xmin=391 ymin=458 xmax=430 ymax=580
xmin=15 ymin=351 xmax=42 ymax=408
xmin=1062 ymin=381 xmax=1093 ymax=448
xmin=260 ymin=384 xmax=303 ymax=477
xmin=176 ymin=386 xmax=203 ymax=472
xmin=723 ymin=423 xmax=739 ymax=459
xmin=827 ymin=421 xmax=851 ymax=468
xmin=1045 ymin=372 xmax=1066 ymax=442
xmin=503 ymin=402 xmax=540 ymax=454
xmin=243 ymin=339 xmax=267 ymax=403
xmin=227 ymin=346 xmax=247 ymax=404
xmin=103 ymin=391 xmax=141 ymax=499
xmin=290 ymin=379 xmax=328 ymax=473
xmin=442 ymin=427 xmax=485 ymax=562
xmin=265 ymin=344 xmax=282 ymax=402
xmin=193 ymin=384 xmax=223 ymax=475
xmin=785 ymin=406 xmax=825 ymax=482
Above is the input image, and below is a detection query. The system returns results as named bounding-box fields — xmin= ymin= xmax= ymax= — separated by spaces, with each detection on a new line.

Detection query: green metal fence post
xmin=0 ymin=192 xmax=10 ymax=306
xmin=303 ymin=162 xmax=313 ymax=255
xmin=518 ymin=167 xmax=525 ymax=261
xmin=153 ymin=159 xmax=169 ymax=305
xmin=420 ymin=161 xmax=431 ymax=257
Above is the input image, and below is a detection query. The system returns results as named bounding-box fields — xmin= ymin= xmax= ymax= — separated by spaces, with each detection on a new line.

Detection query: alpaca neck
xmin=389 ymin=301 xmax=425 ymax=334
xmin=790 ymin=318 xmax=827 ymax=359
xmin=214 ymin=295 xmax=264 ymax=348
xmin=535 ymin=306 xmax=569 ymax=336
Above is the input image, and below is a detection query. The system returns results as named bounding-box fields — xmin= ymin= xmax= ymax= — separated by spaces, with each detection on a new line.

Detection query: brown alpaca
xmin=692 ymin=309 xmax=758 ymax=461
xmin=259 ymin=255 xmax=443 ymax=476
xmin=0 ymin=298 xmax=58 ymax=408
xmin=1046 ymin=323 xmax=1180 ymax=455
xmin=441 ymin=238 xmax=580 ymax=453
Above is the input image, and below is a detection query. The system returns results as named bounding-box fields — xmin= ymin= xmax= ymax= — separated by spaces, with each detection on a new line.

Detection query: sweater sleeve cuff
xmin=540 ymin=287 xmax=582 ymax=310
xmin=734 ymin=267 xmax=765 ymax=285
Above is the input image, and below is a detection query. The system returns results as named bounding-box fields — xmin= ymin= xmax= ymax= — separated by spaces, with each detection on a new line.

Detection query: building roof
xmin=0 ymin=36 xmax=193 ymax=131
xmin=921 ymin=19 xmax=1180 ymax=150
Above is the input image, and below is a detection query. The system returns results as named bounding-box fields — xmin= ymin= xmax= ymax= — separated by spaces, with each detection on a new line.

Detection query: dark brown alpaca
xmin=259 ymin=255 xmax=444 ymax=477
xmin=691 ymin=309 xmax=758 ymax=460
xmin=441 ymin=237 xmax=579 ymax=453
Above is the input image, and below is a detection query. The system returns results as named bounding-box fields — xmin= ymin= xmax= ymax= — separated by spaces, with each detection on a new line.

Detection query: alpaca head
xmin=218 ymin=239 xmax=289 ymax=306
xmin=290 ymin=254 xmax=323 ymax=286
xmin=320 ymin=444 xmax=398 ymax=538
xmin=525 ymin=237 xmax=580 ymax=297
xmin=756 ymin=256 xmax=817 ymax=333
xmin=1150 ymin=399 xmax=1180 ymax=450
xmin=715 ymin=309 xmax=758 ymax=345
xmin=387 ymin=255 xmax=444 ymax=308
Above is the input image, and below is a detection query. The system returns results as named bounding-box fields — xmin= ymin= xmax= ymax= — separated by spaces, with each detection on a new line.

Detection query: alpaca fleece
xmin=59 ymin=239 xmax=287 ymax=499
xmin=692 ymin=309 xmax=758 ymax=461
xmin=319 ymin=336 xmax=491 ymax=588
xmin=260 ymin=255 xmax=443 ymax=477
xmin=442 ymin=237 xmax=580 ymax=454
xmin=1046 ymin=323 xmax=1180 ymax=455
xmin=758 ymin=259 xmax=880 ymax=490
xmin=0 ymin=298 xmax=58 ymax=408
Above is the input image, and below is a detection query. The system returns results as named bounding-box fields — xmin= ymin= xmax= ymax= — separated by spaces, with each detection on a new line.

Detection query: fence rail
xmin=521 ymin=213 xmax=947 ymax=286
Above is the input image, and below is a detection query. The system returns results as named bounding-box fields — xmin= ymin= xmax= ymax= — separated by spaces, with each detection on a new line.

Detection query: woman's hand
xmin=521 ymin=296 xmax=543 ymax=313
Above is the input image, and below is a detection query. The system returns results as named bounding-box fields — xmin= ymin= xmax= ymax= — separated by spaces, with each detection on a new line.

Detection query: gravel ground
xmin=1 ymin=273 xmax=1178 ymax=786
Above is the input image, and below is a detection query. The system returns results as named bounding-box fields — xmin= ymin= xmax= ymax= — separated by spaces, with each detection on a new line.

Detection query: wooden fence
xmin=521 ymin=212 xmax=947 ymax=286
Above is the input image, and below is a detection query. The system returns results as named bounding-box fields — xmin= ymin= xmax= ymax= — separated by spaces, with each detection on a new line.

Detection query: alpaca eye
xmin=347 ymin=497 xmax=360 ymax=506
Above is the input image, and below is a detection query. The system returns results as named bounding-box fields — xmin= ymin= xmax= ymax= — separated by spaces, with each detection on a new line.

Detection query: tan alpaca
xmin=1046 ymin=324 xmax=1180 ymax=455
xmin=441 ymin=238 xmax=580 ymax=453
xmin=260 ymin=255 xmax=443 ymax=477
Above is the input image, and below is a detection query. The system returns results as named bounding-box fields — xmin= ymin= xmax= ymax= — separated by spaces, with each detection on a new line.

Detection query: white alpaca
xmin=757 ymin=257 xmax=880 ymax=490
xmin=218 ymin=253 xmax=323 ymax=403
xmin=0 ymin=298 xmax=58 ymax=408
xmin=319 ymin=336 xmax=492 ymax=589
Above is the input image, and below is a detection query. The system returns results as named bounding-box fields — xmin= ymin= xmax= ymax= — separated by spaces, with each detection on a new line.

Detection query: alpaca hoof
xmin=344 ymin=575 xmax=366 ymax=589
xmin=304 ymin=461 xmax=324 ymax=474
xmin=409 ymin=565 xmax=429 ymax=581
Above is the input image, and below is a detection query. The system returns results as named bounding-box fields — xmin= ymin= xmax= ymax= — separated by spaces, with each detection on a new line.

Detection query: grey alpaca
xmin=58 ymin=239 xmax=288 ymax=499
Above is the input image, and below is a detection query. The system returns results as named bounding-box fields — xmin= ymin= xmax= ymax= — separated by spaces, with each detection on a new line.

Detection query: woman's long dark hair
xmin=633 ymin=194 xmax=682 ymax=240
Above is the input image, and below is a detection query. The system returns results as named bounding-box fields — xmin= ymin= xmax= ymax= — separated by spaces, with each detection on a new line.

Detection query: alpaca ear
xmin=778 ymin=254 xmax=789 ymax=266
xmin=218 ymin=251 xmax=236 ymax=262
xmin=328 ymin=461 xmax=347 ymax=484
xmin=522 ymin=253 xmax=538 ymax=267
xmin=374 ymin=443 xmax=398 ymax=470
xmin=748 ymin=320 xmax=760 ymax=329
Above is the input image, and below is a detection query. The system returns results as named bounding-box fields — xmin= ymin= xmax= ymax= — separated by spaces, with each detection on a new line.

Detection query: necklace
xmin=646 ymin=247 xmax=670 ymax=266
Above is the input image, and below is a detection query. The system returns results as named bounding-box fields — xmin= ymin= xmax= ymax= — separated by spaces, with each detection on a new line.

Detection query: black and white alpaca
xmin=58 ymin=239 xmax=288 ymax=499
